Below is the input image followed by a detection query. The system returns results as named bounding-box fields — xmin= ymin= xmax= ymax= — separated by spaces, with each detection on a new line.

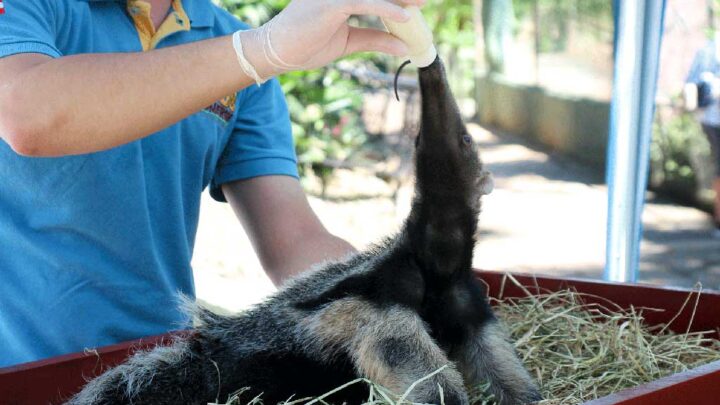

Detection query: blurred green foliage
xmin=218 ymin=0 xmax=477 ymax=184
xmin=650 ymin=110 xmax=711 ymax=200
xmin=423 ymin=0 xmax=476 ymax=97
xmin=283 ymin=69 xmax=367 ymax=187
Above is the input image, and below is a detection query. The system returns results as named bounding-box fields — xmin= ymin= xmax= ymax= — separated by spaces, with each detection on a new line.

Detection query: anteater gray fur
xmin=67 ymin=57 xmax=541 ymax=405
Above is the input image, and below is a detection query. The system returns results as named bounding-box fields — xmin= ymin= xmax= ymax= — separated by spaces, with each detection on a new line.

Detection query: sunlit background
xmin=193 ymin=0 xmax=720 ymax=312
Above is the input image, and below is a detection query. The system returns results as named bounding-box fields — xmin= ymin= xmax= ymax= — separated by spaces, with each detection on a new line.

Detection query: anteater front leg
xmin=452 ymin=319 xmax=542 ymax=405
xmin=298 ymin=299 xmax=469 ymax=405
xmin=353 ymin=313 xmax=468 ymax=405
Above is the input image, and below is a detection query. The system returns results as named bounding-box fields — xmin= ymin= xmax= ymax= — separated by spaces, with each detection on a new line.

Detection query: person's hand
xmin=239 ymin=0 xmax=426 ymax=80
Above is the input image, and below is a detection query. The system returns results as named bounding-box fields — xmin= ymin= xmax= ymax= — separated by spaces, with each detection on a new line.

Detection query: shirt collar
xmin=82 ymin=0 xmax=215 ymax=28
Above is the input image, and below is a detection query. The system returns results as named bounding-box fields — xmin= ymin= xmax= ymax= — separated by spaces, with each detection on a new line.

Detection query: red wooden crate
xmin=1 ymin=271 xmax=719 ymax=405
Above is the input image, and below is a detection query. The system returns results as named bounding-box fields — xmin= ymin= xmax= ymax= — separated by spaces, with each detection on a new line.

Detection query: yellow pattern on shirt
xmin=127 ymin=0 xmax=191 ymax=51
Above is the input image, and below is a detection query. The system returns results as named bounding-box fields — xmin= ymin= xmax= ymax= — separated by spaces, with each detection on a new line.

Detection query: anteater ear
xmin=479 ymin=171 xmax=494 ymax=196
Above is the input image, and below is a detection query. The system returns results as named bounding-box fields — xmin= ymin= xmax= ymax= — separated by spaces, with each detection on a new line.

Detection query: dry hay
xmin=218 ymin=274 xmax=720 ymax=405
xmin=481 ymin=274 xmax=720 ymax=404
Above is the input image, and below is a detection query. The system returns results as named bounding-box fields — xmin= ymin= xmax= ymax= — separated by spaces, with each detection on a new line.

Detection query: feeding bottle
xmin=382 ymin=6 xmax=437 ymax=67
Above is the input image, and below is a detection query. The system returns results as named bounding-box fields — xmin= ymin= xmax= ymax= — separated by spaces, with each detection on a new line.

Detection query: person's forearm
xmin=0 ymin=36 xmax=251 ymax=157
xmin=0 ymin=0 xmax=419 ymax=157
xmin=265 ymin=231 xmax=357 ymax=286
xmin=223 ymin=176 xmax=359 ymax=287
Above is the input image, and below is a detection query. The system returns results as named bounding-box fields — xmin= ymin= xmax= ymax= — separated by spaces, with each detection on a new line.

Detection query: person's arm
xmin=0 ymin=0 xmax=420 ymax=157
xmin=0 ymin=41 xmax=251 ymax=157
xmin=683 ymin=44 xmax=709 ymax=111
xmin=222 ymin=176 xmax=356 ymax=285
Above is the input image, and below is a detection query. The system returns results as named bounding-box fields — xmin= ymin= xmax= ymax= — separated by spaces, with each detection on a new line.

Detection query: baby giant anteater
xmin=68 ymin=57 xmax=541 ymax=405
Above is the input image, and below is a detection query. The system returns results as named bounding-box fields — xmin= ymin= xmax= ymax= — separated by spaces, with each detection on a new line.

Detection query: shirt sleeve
xmin=686 ymin=43 xmax=713 ymax=85
xmin=210 ymin=78 xmax=299 ymax=202
xmin=0 ymin=0 xmax=62 ymax=59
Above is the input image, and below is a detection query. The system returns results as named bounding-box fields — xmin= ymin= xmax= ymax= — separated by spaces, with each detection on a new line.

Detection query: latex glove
xmin=239 ymin=0 xmax=425 ymax=80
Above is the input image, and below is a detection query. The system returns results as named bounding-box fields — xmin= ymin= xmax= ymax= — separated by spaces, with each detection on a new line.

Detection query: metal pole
xmin=605 ymin=0 xmax=666 ymax=283
xmin=533 ymin=0 xmax=540 ymax=84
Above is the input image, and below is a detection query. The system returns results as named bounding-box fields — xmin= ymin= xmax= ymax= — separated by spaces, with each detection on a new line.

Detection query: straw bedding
xmin=475 ymin=275 xmax=720 ymax=404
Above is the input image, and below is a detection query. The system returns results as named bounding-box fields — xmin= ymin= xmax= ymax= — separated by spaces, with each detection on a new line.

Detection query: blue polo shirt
xmin=686 ymin=40 xmax=720 ymax=127
xmin=0 ymin=0 xmax=298 ymax=367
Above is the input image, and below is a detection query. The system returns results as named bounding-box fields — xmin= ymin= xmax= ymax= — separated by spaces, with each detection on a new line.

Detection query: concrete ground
xmin=192 ymin=124 xmax=720 ymax=313
xmin=470 ymin=125 xmax=720 ymax=289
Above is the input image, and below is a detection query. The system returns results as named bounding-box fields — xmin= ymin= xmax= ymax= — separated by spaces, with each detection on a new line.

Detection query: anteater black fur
xmin=67 ymin=57 xmax=541 ymax=405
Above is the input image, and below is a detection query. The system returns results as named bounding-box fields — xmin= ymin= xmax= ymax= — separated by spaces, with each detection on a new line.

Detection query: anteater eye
xmin=462 ymin=134 xmax=472 ymax=145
